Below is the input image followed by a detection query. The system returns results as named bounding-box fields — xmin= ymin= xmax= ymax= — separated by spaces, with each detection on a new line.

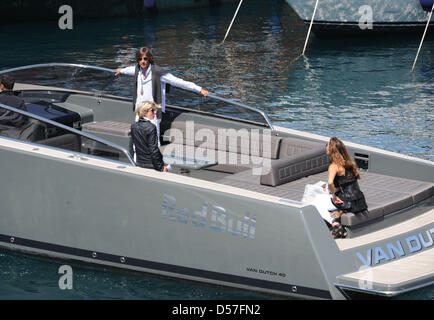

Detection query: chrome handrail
xmin=0 ymin=63 xmax=116 ymax=75
xmin=206 ymin=92 xmax=274 ymax=130
xmin=1 ymin=63 xmax=274 ymax=129
xmin=0 ymin=102 xmax=135 ymax=166
xmin=162 ymin=80 xmax=274 ymax=129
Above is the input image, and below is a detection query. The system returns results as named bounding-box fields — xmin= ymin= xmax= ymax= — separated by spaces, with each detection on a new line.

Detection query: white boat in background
xmin=285 ymin=0 xmax=434 ymax=36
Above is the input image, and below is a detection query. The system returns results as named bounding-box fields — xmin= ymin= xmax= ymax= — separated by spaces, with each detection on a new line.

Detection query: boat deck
xmin=215 ymin=168 xmax=434 ymax=230
xmin=335 ymin=247 xmax=434 ymax=297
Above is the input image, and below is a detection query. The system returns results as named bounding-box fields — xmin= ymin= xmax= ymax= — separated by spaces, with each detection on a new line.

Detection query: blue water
xmin=0 ymin=0 xmax=432 ymax=299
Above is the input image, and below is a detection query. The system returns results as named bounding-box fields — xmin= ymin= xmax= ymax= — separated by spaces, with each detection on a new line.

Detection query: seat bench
xmin=162 ymin=120 xmax=325 ymax=173
xmin=341 ymin=173 xmax=434 ymax=227
xmin=82 ymin=121 xmax=131 ymax=137
xmin=260 ymin=146 xmax=330 ymax=186
xmin=81 ymin=121 xmax=131 ymax=152
xmin=162 ymin=120 xmax=434 ymax=228
xmin=37 ymin=134 xmax=80 ymax=152
xmin=217 ymin=169 xmax=434 ymax=228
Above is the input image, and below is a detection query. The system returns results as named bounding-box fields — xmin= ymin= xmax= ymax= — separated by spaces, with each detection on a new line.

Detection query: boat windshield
xmin=0 ymin=102 xmax=134 ymax=165
xmin=0 ymin=63 xmax=272 ymax=128
xmin=165 ymin=86 xmax=272 ymax=127
xmin=0 ymin=63 xmax=130 ymax=95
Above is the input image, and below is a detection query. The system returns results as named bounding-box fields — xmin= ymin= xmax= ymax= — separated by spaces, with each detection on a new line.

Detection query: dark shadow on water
xmin=0 ymin=249 xmax=282 ymax=300
xmin=310 ymin=32 xmax=434 ymax=51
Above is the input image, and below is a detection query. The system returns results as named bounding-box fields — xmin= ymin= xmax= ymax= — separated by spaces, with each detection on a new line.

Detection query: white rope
xmin=302 ymin=0 xmax=319 ymax=56
xmin=412 ymin=4 xmax=434 ymax=72
xmin=222 ymin=0 xmax=244 ymax=44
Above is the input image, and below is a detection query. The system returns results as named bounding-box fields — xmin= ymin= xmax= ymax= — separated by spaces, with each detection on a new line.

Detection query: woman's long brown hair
xmin=327 ymin=137 xmax=360 ymax=179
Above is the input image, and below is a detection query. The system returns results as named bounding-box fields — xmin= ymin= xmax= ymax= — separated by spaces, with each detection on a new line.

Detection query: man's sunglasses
xmin=139 ymin=57 xmax=150 ymax=62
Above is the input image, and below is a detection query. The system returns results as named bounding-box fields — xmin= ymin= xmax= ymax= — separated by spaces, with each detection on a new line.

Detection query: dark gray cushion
xmin=165 ymin=121 xmax=282 ymax=159
xmin=341 ymin=204 xmax=384 ymax=227
xmin=340 ymin=173 xmax=433 ymax=227
xmin=83 ymin=121 xmax=131 ymax=137
xmin=278 ymin=137 xmax=324 ymax=158
xmin=38 ymin=134 xmax=80 ymax=152
xmin=160 ymin=144 xmax=265 ymax=174
xmin=1 ymin=119 xmax=46 ymax=142
xmin=260 ymin=146 xmax=331 ymax=187
xmin=359 ymin=173 xmax=434 ymax=205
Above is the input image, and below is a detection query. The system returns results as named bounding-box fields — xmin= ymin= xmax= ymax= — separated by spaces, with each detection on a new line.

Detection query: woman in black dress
xmin=326 ymin=137 xmax=369 ymax=238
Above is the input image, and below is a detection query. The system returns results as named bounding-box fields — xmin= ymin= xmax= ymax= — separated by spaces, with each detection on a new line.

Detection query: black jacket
xmin=0 ymin=91 xmax=27 ymax=126
xmin=131 ymin=118 xmax=165 ymax=171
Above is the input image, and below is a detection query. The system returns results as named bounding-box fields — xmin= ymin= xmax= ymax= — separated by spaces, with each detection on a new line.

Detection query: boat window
xmin=0 ymin=64 xmax=129 ymax=95
xmin=0 ymin=103 xmax=134 ymax=165
xmin=0 ymin=63 xmax=273 ymax=128
xmin=18 ymin=90 xmax=72 ymax=104
xmin=165 ymin=86 xmax=273 ymax=128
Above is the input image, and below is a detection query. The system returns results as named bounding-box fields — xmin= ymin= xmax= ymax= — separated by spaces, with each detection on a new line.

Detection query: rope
xmin=222 ymin=0 xmax=244 ymax=44
xmin=411 ymin=4 xmax=433 ymax=72
xmin=302 ymin=0 xmax=319 ymax=56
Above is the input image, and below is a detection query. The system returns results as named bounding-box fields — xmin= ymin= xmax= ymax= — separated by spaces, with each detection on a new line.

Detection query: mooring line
xmin=412 ymin=4 xmax=433 ymax=72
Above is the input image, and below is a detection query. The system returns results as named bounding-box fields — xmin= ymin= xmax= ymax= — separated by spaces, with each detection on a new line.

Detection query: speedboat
xmin=285 ymin=0 xmax=434 ymax=37
xmin=0 ymin=63 xmax=433 ymax=299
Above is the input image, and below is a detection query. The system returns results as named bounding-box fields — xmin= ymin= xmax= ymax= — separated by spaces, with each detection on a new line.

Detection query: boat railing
xmin=0 ymin=63 xmax=116 ymax=75
xmin=205 ymin=92 xmax=273 ymax=129
xmin=164 ymin=84 xmax=274 ymax=129
xmin=0 ymin=102 xmax=135 ymax=166
xmin=0 ymin=63 xmax=274 ymax=129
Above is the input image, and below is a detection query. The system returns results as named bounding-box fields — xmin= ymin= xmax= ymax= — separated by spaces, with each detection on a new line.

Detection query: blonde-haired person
xmin=326 ymin=137 xmax=368 ymax=238
xmin=131 ymin=101 xmax=168 ymax=172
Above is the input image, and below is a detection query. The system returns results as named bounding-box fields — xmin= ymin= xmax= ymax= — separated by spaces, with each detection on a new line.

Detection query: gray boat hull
xmin=0 ymin=139 xmax=343 ymax=299
xmin=1 ymin=132 xmax=433 ymax=299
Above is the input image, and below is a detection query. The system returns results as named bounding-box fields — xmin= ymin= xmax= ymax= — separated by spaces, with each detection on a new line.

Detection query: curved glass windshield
xmin=0 ymin=63 xmax=273 ymax=128
xmin=0 ymin=64 xmax=132 ymax=96
xmin=0 ymin=102 xmax=134 ymax=165
xmin=166 ymin=86 xmax=272 ymax=127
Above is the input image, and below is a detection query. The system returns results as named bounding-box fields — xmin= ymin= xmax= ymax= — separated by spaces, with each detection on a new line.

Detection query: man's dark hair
xmin=1 ymin=75 xmax=15 ymax=90
xmin=135 ymin=47 xmax=154 ymax=64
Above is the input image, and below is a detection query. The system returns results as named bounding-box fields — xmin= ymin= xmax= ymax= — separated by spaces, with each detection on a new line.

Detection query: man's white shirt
xmin=119 ymin=65 xmax=203 ymax=113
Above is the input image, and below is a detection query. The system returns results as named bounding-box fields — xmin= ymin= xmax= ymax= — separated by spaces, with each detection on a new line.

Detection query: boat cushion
xmin=82 ymin=121 xmax=131 ymax=137
xmin=260 ymin=146 xmax=330 ymax=187
xmin=217 ymin=169 xmax=434 ymax=228
xmin=278 ymin=137 xmax=324 ymax=158
xmin=339 ymin=205 xmax=384 ymax=228
xmin=164 ymin=121 xmax=282 ymax=159
xmin=160 ymin=144 xmax=265 ymax=174
xmin=340 ymin=173 xmax=433 ymax=227
xmin=37 ymin=134 xmax=80 ymax=152
xmin=358 ymin=172 xmax=434 ymax=205
xmin=0 ymin=118 xmax=46 ymax=142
